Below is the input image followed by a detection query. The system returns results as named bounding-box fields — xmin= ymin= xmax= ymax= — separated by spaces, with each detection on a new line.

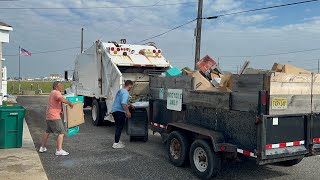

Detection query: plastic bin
xmin=66 ymin=96 xmax=84 ymax=103
xmin=0 ymin=105 xmax=26 ymax=149
xmin=165 ymin=67 xmax=182 ymax=76
xmin=126 ymin=108 xmax=148 ymax=142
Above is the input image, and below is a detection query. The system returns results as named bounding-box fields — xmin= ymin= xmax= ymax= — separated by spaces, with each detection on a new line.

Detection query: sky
xmin=1 ymin=0 xmax=320 ymax=78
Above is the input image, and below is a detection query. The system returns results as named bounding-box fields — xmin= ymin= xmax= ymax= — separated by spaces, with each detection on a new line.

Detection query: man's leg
xmin=57 ymin=133 xmax=64 ymax=151
xmin=117 ymin=114 xmax=126 ymax=142
xmin=41 ymin=131 xmax=49 ymax=147
xmin=114 ymin=112 xmax=122 ymax=143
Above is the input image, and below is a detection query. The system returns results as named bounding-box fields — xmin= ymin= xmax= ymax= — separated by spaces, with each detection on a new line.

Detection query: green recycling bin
xmin=0 ymin=105 xmax=26 ymax=149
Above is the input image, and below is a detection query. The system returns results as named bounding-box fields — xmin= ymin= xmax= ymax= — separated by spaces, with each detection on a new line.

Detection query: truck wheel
xmin=91 ymin=99 xmax=103 ymax=126
xmin=190 ymin=139 xmax=221 ymax=180
xmin=278 ymin=158 xmax=303 ymax=166
xmin=167 ymin=131 xmax=190 ymax=167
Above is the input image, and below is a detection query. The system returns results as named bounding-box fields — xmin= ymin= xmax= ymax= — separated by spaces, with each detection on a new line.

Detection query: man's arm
xmin=60 ymin=97 xmax=74 ymax=108
xmin=122 ymin=104 xmax=131 ymax=118
xmin=121 ymin=91 xmax=131 ymax=118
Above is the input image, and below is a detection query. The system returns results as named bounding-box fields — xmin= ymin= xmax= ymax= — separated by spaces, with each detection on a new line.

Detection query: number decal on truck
xmin=271 ymin=98 xmax=288 ymax=109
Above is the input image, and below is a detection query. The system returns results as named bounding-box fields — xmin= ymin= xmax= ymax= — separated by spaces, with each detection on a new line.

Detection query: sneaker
xmin=112 ymin=143 xmax=125 ymax=149
xmin=55 ymin=149 xmax=69 ymax=156
xmin=118 ymin=141 xmax=125 ymax=145
xmin=39 ymin=146 xmax=47 ymax=153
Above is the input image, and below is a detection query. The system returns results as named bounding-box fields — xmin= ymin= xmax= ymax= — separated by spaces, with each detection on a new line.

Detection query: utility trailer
xmin=69 ymin=40 xmax=170 ymax=125
xmin=149 ymin=72 xmax=320 ymax=179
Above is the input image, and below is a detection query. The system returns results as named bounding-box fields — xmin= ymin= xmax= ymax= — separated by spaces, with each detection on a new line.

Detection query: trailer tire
xmin=278 ymin=158 xmax=303 ymax=166
xmin=190 ymin=140 xmax=221 ymax=180
xmin=167 ymin=131 xmax=190 ymax=167
xmin=91 ymin=99 xmax=103 ymax=126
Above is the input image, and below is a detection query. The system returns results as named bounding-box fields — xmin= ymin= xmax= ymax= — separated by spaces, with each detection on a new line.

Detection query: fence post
xmin=18 ymin=84 xmax=21 ymax=94
xmin=11 ymin=84 xmax=14 ymax=94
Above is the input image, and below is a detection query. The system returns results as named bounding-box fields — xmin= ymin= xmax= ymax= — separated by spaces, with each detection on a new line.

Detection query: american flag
xmin=20 ymin=48 xmax=31 ymax=56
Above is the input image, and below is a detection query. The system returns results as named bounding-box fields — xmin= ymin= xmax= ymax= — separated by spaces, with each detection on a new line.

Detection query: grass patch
xmin=7 ymin=81 xmax=72 ymax=95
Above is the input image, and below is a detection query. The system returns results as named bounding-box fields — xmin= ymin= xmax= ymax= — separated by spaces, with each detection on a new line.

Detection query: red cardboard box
xmin=197 ymin=55 xmax=223 ymax=76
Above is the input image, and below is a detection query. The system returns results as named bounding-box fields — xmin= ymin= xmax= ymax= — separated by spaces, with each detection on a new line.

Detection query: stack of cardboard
xmin=182 ymin=55 xmax=233 ymax=92
xmin=272 ymin=63 xmax=311 ymax=74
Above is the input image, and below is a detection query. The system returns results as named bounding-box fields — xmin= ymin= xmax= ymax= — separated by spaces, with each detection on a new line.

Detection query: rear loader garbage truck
xmin=68 ymin=40 xmax=170 ymax=126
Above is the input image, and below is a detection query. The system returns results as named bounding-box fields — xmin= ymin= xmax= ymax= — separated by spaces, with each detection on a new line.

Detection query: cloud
xmin=0 ymin=0 xmax=319 ymax=78
xmin=233 ymin=14 xmax=276 ymax=24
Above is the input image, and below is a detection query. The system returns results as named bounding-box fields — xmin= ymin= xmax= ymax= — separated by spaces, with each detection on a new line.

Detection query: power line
xmin=0 ymin=2 xmax=197 ymax=10
xmin=203 ymin=0 xmax=320 ymax=19
xmin=218 ymin=47 xmax=320 ymax=58
xmin=134 ymin=18 xmax=197 ymax=44
xmin=3 ymin=47 xmax=80 ymax=56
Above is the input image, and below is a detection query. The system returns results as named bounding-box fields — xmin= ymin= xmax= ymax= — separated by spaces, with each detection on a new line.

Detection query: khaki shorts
xmin=46 ymin=119 xmax=66 ymax=134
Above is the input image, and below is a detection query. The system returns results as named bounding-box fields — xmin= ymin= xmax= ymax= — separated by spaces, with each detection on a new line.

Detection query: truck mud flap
xmin=311 ymin=114 xmax=320 ymax=154
xmin=258 ymin=114 xmax=309 ymax=162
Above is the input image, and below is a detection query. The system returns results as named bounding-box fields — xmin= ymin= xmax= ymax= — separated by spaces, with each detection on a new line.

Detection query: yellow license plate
xmin=271 ymin=98 xmax=288 ymax=109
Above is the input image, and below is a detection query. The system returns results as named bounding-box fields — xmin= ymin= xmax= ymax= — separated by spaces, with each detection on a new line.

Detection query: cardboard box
xmin=220 ymin=74 xmax=233 ymax=91
xmin=197 ymin=55 xmax=223 ymax=76
xmin=271 ymin=63 xmax=311 ymax=74
xmin=63 ymin=102 xmax=85 ymax=128
xmin=272 ymin=63 xmax=283 ymax=72
xmin=191 ymin=71 xmax=218 ymax=91
xmin=181 ymin=68 xmax=194 ymax=76
xmin=283 ymin=64 xmax=311 ymax=74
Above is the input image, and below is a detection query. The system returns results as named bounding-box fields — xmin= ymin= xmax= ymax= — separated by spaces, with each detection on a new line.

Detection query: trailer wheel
xmin=167 ymin=131 xmax=190 ymax=167
xmin=278 ymin=158 xmax=303 ymax=166
xmin=91 ymin=99 xmax=103 ymax=126
xmin=190 ymin=140 xmax=221 ymax=180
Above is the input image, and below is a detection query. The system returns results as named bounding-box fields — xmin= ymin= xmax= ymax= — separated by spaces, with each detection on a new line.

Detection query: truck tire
xmin=167 ymin=131 xmax=190 ymax=167
xmin=190 ymin=139 xmax=221 ymax=180
xmin=91 ymin=99 xmax=103 ymax=126
xmin=278 ymin=158 xmax=303 ymax=166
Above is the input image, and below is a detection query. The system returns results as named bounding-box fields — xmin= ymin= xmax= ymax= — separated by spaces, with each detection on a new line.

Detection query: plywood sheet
xmin=269 ymin=95 xmax=311 ymax=115
xmin=66 ymin=102 xmax=84 ymax=128
xmin=270 ymin=73 xmax=312 ymax=95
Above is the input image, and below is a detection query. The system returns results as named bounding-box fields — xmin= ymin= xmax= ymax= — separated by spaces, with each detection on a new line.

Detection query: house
xmin=50 ymin=74 xmax=60 ymax=80
xmin=0 ymin=21 xmax=13 ymax=103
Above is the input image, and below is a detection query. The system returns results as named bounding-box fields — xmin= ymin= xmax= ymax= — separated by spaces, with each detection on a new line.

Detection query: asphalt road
xmin=19 ymin=96 xmax=320 ymax=180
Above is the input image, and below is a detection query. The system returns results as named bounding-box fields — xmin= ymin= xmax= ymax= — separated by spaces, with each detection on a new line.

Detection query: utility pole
xmin=194 ymin=0 xmax=203 ymax=70
xmin=318 ymin=59 xmax=319 ymax=73
xmin=19 ymin=46 xmax=21 ymax=81
xmin=81 ymin=28 xmax=84 ymax=53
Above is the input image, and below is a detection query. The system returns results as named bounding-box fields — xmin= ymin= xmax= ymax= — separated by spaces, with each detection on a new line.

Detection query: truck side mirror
xmin=64 ymin=71 xmax=68 ymax=81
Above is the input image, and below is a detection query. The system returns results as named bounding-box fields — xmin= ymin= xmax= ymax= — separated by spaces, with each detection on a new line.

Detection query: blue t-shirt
xmin=111 ymin=89 xmax=130 ymax=113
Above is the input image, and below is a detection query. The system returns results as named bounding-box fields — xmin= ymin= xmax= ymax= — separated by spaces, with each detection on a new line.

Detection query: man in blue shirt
xmin=111 ymin=80 xmax=134 ymax=149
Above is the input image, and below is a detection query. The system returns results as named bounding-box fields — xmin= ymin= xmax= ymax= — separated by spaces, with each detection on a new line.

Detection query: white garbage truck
xmin=68 ymin=40 xmax=171 ymax=126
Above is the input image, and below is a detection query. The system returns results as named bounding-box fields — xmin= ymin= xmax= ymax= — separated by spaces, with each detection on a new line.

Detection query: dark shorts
xmin=46 ymin=119 xmax=66 ymax=134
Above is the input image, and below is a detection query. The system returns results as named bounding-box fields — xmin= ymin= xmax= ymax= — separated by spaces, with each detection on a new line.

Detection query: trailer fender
xmin=167 ymin=122 xmax=235 ymax=153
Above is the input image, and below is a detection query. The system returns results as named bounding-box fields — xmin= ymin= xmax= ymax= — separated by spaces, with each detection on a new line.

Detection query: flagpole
xmin=19 ymin=46 xmax=20 ymax=82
